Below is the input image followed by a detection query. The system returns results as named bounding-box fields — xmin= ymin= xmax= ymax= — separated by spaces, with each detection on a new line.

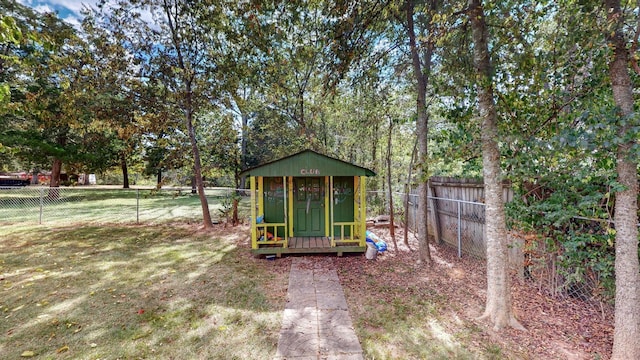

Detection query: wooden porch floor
xmin=253 ymin=236 xmax=366 ymax=256
xmin=289 ymin=236 xmax=332 ymax=249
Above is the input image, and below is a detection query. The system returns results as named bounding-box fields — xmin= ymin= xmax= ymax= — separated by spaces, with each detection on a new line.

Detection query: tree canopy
xmin=1 ymin=0 xmax=639 ymax=355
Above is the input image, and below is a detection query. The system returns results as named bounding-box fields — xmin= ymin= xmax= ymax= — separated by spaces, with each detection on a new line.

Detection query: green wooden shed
xmin=240 ymin=149 xmax=376 ymax=256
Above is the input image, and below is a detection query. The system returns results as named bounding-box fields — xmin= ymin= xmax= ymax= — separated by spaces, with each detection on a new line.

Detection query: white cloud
xmin=62 ymin=14 xmax=82 ymax=29
xmin=16 ymin=0 xmax=102 ymax=29
xmin=17 ymin=1 xmax=160 ymax=30
xmin=18 ymin=0 xmax=101 ymax=15
xmin=32 ymin=4 xmax=54 ymax=13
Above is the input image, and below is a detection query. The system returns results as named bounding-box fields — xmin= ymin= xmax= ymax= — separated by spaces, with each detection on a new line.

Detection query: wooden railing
xmin=332 ymin=221 xmax=361 ymax=246
xmin=255 ymin=222 xmax=288 ymax=249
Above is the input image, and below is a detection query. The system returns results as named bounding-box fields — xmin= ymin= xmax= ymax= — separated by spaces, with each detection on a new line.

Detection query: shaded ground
xmin=333 ymin=226 xmax=614 ymax=359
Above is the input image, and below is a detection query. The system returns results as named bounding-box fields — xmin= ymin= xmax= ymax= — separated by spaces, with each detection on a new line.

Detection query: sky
xmin=17 ymin=0 xmax=100 ymax=28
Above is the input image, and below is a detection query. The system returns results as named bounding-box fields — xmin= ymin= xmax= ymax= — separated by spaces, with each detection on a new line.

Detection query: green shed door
xmin=333 ymin=176 xmax=354 ymax=236
xmin=263 ymin=177 xmax=286 ymax=236
xmin=294 ymin=177 xmax=325 ymax=236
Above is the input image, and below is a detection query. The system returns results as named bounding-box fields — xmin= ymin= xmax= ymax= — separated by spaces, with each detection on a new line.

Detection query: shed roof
xmin=240 ymin=149 xmax=376 ymax=177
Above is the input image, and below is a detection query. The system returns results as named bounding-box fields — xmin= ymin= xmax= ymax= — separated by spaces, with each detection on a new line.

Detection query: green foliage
xmin=506 ymin=167 xmax=621 ymax=302
xmin=219 ymin=192 xmax=241 ymax=221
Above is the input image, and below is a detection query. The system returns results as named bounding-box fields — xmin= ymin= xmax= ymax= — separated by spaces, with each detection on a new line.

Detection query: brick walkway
xmin=274 ymin=257 xmax=364 ymax=360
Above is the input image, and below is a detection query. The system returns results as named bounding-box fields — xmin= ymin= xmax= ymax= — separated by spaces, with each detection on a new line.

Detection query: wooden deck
xmin=253 ymin=236 xmax=366 ymax=256
xmin=289 ymin=237 xmax=331 ymax=249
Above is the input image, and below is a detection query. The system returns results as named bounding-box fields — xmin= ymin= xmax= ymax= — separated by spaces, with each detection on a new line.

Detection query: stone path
xmin=274 ymin=257 xmax=364 ymax=360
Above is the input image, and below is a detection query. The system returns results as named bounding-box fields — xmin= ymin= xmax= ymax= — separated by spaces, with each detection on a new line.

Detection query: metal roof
xmin=240 ymin=149 xmax=376 ymax=177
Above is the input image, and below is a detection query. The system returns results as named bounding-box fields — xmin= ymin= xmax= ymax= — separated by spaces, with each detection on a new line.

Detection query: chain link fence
xmin=0 ymin=186 xmax=250 ymax=225
xmin=371 ymin=191 xmax=487 ymax=258
xmin=1 ymin=185 xmax=624 ymax=315
xmin=370 ymin=189 xmax=618 ymax=315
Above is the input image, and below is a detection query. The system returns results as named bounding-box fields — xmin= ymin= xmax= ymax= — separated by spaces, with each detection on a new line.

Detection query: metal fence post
xmin=39 ymin=188 xmax=44 ymax=225
xmin=457 ymin=200 xmax=462 ymax=258
xmin=136 ymin=189 xmax=140 ymax=224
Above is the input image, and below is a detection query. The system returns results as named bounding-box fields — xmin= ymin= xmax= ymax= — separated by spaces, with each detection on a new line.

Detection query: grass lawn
xmin=0 ymin=187 xmax=251 ymax=225
xmin=1 ymin=222 xmax=612 ymax=359
xmin=0 ymin=223 xmax=288 ymax=359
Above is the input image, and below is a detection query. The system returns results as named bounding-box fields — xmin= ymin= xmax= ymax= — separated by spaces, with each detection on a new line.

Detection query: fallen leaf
xmin=137 ymin=309 xmax=145 ymax=314
xmin=56 ymin=345 xmax=69 ymax=353
xmin=20 ymin=350 xmax=35 ymax=357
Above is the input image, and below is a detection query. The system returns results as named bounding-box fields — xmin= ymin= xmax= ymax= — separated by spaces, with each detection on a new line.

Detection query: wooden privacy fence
xmin=406 ymin=177 xmax=515 ymax=259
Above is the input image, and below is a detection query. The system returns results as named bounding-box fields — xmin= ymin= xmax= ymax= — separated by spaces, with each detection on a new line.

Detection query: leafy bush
xmin=506 ymin=175 xmax=618 ymax=304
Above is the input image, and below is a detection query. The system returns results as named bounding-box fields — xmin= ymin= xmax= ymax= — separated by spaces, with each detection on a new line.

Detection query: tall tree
xmin=81 ymin=10 xmax=146 ymax=188
xmin=159 ymin=0 xmax=212 ymax=226
xmin=95 ymin=0 xmax=257 ymax=227
xmin=602 ymin=0 xmax=640 ymax=357
xmin=468 ymin=0 xmax=524 ymax=331
xmin=0 ymin=2 xmax=87 ymax=189
xmin=406 ymin=0 xmax=437 ymax=265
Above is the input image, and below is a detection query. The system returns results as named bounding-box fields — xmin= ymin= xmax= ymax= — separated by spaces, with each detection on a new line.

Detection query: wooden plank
xmin=252 ymin=246 xmax=366 ymax=255
xmin=428 ymin=180 xmax=442 ymax=244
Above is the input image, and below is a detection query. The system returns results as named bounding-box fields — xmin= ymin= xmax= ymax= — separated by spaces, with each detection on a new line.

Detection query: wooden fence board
xmin=406 ymin=177 xmax=513 ymax=259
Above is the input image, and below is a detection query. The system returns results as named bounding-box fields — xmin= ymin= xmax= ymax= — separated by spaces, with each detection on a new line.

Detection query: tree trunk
xmin=406 ymin=0 xmax=434 ymax=265
xmin=50 ymin=158 xmax=62 ymax=187
xmin=232 ymin=197 xmax=239 ymax=226
xmin=31 ymin=168 xmax=39 ymax=185
xmin=239 ymin=112 xmax=249 ymax=190
xmin=403 ymin=138 xmax=418 ymax=249
xmin=49 ymin=158 xmax=62 ymax=199
xmin=185 ymin=85 xmax=213 ymax=228
xmin=387 ymin=117 xmax=398 ymax=251
xmin=469 ymin=0 xmax=524 ymax=331
xmin=604 ymin=1 xmax=640 ymax=358
xmin=121 ymin=151 xmax=130 ymax=189
xmin=162 ymin=0 xmax=212 ymax=228
xmin=157 ymin=169 xmax=162 ymax=186
xmin=370 ymin=120 xmax=379 ymax=190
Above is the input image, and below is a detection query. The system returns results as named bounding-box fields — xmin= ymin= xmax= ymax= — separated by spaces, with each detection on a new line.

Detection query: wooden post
xmin=427 ymin=180 xmax=442 ymax=244
xmin=288 ymin=176 xmax=294 ymax=237
xmin=360 ymin=176 xmax=367 ymax=247
xmin=329 ymin=176 xmax=334 ymax=246
xmin=258 ymin=177 xmax=264 ymax=218
xmin=283 ymin=176 xmax=288 ymax=247
xmin=353 ymin=176 xmax=360 ymax=243
xmin=250 ymin=176 xmax=257 ymax=249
